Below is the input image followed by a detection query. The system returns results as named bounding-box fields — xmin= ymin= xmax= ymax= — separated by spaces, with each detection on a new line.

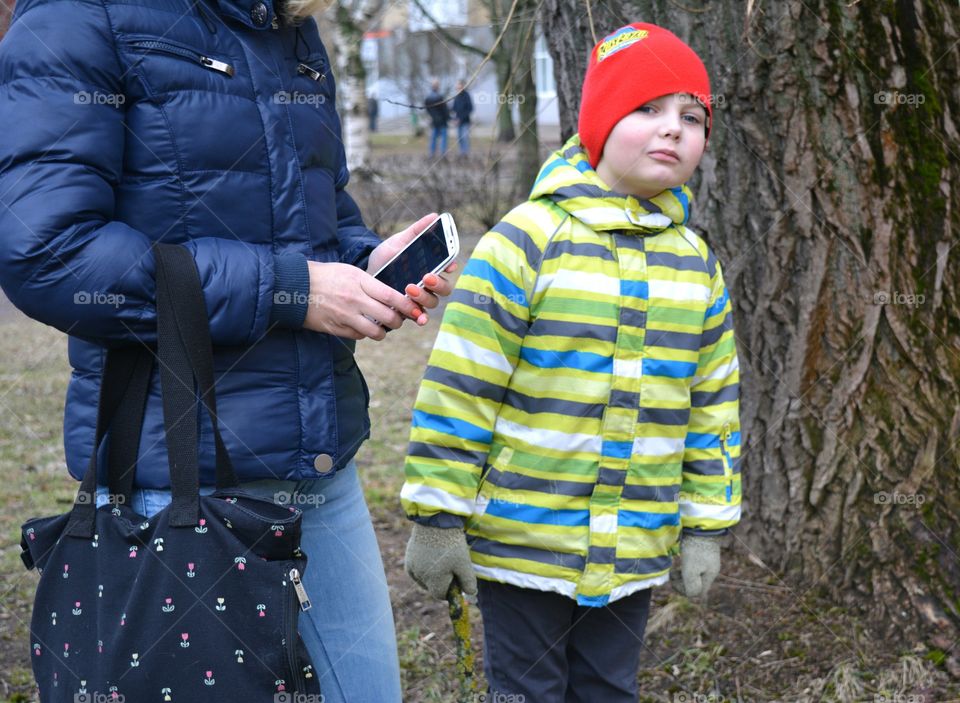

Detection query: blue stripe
xmin=533 ymin=158 xmax=565 ymax=186
xmin=601 ymin=440 xmax=633 ymax=459
xmin=462 ymin=259 xmax=528 ymax=307
xmin=620 ymin=280 xmax=648 ymax=300
xmin=575 ymin=160 xmax=593 ymax=174
xmin=484 ymin=501 xmax=590 ymax=527
xmin=412 ymin=410 xmax=493 ymax=445
xmin=684 ymin=432 xmax=718 ymax=449
xmin=618 ymin=510 xmax=680 ymax=529
xmin=684 ymin=431 xmax=741 ymax=449
xmin=705 ymin=288 xmax=729 ymax=319
xmin=642 ymin=358 xmax=697 ymax=378
xmin=668 ymin=186 xmax=691 ymax=224
xmin=520 ymin=347 xmax=612 ymax=374
xmin=576 ymin=594 xmax=610 ymax=607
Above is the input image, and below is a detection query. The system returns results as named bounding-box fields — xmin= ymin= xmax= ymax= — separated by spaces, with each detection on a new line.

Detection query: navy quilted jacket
xmin=0 ymin=0 xmax=381 ymax=487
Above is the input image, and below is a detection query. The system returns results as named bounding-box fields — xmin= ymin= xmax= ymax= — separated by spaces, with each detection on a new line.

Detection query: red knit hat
xmin=578 ymin=23 xmax=712 ymax=168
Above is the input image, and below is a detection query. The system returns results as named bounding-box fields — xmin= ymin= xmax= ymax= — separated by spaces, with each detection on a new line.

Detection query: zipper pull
xmin=290 ymin=568 xmax=312 ymax=611
xmin=200 ymin=56 xmax=235 ymax=77
xmin=297 ymin=63 xmax=325 ymax=81
xmin=720 ymin=422 xmax=733 ymax=502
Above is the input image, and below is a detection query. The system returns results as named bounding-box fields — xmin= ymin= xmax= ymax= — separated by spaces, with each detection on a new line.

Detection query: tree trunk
xmin=542 ymin=0 xmax=960 ymax=660
xmin=512 ymin=27 xmax=539 ymax=196
xmin=540 ymin=0 xmax=621 ymax=142
xmin=333 ymin=1 xmax=383 ymax=174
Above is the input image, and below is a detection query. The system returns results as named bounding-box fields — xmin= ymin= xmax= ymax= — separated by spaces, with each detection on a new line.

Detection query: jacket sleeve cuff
xmin=409 ymin=513 xmax=467 ymax=528
xmin=339 ymin=227 xmax=382 ymax=270
xmin=269 ymin=253 xmax=310 ymax=329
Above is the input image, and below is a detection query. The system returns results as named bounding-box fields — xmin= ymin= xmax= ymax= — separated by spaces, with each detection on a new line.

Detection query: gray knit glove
xmin=680 ymin=535 xmax=721 ymax=601
xmin=404 ymin=523 xmax=478 ymax=600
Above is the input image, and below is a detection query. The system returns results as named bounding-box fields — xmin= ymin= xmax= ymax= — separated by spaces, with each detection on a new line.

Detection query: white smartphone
xmin=372 ymin=212 xmax=459 ymax=295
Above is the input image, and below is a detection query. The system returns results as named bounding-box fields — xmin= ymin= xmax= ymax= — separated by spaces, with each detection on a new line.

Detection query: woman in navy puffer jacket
xmin=0 ymin=0 xmax=452 ymax=698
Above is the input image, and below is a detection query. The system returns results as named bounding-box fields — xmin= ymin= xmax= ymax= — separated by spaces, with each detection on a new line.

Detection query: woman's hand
xmin=366 ymin=213 xmax=458 ymax=320
xmin=303 ymin=262 xmax=425 ymax=341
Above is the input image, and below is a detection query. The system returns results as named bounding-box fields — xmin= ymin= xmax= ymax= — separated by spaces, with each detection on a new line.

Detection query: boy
xmin=401 ymin=22 xmax=741 ymax=702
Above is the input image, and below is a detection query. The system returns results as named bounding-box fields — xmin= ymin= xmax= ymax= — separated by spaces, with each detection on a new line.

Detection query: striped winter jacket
xmin=401 ymin=136 xmax=742 ymax=606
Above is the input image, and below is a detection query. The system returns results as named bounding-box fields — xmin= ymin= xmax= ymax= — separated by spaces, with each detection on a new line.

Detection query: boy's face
xmin=594 ymin=93 xmax=708 ymax=200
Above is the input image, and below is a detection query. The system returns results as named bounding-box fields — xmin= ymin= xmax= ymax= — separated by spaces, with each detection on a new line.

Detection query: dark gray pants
xmin=477 ymin=580 xmax=653 ymax=703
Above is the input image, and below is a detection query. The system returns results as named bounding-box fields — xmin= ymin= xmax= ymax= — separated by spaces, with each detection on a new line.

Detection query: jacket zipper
xmin=720 ymin=423 xmax=733 ymax=503
xmin=129 ymin=39 xmax=235 ymax=77
xmin=286 ymin=567 xmax=311 ymax=692
xmin=297 ymin=58 xmax=327 ymax=82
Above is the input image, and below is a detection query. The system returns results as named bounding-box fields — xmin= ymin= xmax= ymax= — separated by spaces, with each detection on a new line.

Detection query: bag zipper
xmin=286 ymin=567 xmax=311 ymax=692
xmin=720 ymin=423 xmax=733 ymax=503
xmin=128 ymin=39 xmax=235 ymax=77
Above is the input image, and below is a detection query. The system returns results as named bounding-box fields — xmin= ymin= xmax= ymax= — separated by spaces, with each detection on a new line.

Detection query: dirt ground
xmin=0 ymin=131 xmax=958 ymax=702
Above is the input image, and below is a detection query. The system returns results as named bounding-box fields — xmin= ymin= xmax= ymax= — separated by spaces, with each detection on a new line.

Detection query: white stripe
xmin=589 ymin=513 xmax=617 ymax=534
xmin=693 ymin=354 xmax=739 ymax=385
xmin=609 ymin=573 xmax=670 ymax=602
xmin=494 ymin=417 xmax=602 ymax=454
xmin=473 ymin=564 xmax=577 ymax=598
xmin=632 ymin=435 xmax=685 ymax=457
xmin=613 ymin=357 xmax=642 ymax=380
xmin=648 ymin=278 xmax=711 ymax=303
xmin=679 ymin=500 xmax=741 ymax=522
xmin=536 ymin=270 xmax=619 ymax=297
xmin=433 ymin=330 xmax=513 ymax=375
xmin=401 ymin=482 xmax=476 ymax=517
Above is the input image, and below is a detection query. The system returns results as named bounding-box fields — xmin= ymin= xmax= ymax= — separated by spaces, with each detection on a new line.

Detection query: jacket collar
xmin=529 ymin=135 xmax=693 ymax=234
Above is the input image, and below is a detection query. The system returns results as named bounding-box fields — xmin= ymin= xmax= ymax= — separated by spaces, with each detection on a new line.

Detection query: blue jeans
xmin=457 ymin=122 xmax=470 ymax=155
xmin=96 ymin=461 xmax=401 ymax=703
xmin=429 ymin=125 xmax=447 ymax=157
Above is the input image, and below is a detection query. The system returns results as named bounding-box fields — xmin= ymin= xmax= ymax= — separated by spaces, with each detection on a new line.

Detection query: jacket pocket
xmin=719 ymin=422 xmax=733 ymax=503
xmin=126 ymin=36 xmax=235 ymax=77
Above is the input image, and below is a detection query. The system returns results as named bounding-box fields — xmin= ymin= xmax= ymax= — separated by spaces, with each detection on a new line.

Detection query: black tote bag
xmin=19 ymin=243 xmax=320 ymax=702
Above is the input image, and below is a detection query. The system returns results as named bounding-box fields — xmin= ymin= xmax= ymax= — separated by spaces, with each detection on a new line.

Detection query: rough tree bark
xmin=542 ymin=0 xmax=960 ymax=664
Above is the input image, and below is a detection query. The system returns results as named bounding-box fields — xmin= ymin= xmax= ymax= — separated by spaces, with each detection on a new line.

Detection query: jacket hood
xmin=529 ymin=134 xmax=693 ymax=234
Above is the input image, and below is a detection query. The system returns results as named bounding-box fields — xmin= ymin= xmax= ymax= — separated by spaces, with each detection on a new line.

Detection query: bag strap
xmin=154 ymin=242 xmax=239 ymax=526
xmin=64 ymin=347 xmax=153 ymax=537
xmin=64 ymin=242 xmax=240 ymax=535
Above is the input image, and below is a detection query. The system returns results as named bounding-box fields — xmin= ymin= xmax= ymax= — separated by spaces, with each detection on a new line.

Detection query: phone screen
xmin=374 ymin=217 xmax=450 ymax=294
